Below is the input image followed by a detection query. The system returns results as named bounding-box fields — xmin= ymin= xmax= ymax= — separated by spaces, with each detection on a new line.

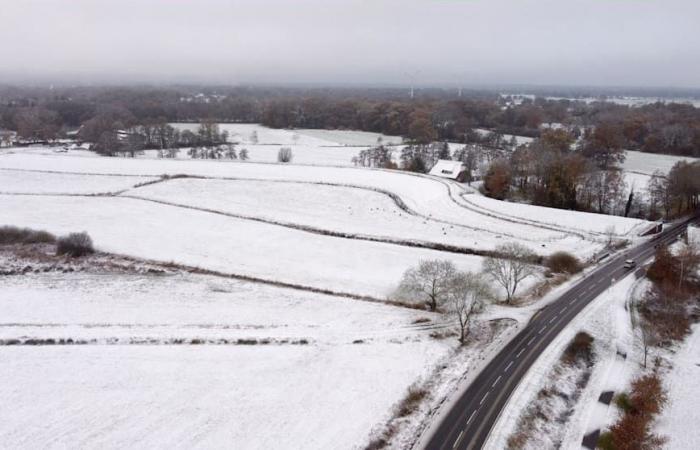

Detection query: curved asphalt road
xmin=423 ymin=216 xmax=699 ymax=450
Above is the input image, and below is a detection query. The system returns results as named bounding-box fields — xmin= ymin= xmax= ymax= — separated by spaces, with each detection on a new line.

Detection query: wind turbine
xmin=405 ymin=70 xmax=421 ymax=99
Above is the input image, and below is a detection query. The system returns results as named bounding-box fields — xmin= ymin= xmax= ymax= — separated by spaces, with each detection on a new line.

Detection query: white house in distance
xmin=0 ymin=130 xmax=16 ymax=147
xmin=429 ymin=159 xmax=468 ymax=181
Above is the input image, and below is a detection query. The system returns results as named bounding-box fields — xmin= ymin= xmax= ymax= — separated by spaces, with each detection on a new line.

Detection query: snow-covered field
xmin=128 ymin=178 xmax=588 ymax=257
xmin=171 ymin=122 xmax=402 ymax=147
xmin=0 ymin=136 xmax=662 ymax=449
xmin=0 ymin=272 xmax=450 ymax=450
xmin=0 ymin=152 xmax=649 ymax=261
xmin=461 ymin=193 xmax=647 ymax=237
xmin=0 ymin=169 xmax=154 ymax=194
xmin=144 ymin=144 xmax=362 ymax=166
xmin=165 ymin=123 xmax=402 ymax=166
xmin=0 ymin=194 xmax=489 ymax=298
xmin=622 ymin=150 xmax=697 ymax=176
xmin=657 ymin=325 xmax=700 ymax=450
xmin=620 ymin=150 xmax=698 ymax=199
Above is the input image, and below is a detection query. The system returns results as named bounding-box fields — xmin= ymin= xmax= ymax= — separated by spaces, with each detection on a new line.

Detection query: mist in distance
xmin=1 ymin=0 xmax=698 ymax=89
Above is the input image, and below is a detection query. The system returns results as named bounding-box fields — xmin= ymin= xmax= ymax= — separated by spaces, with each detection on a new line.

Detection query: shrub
xmin=0 ymin=226 xmax=55 ymax=245
xmin=395 ymin=384 xmax=427 ymax=417
xmin=56 ymin=232 xmax=94 ymax=257
xmin=606 ymin=374 xmax=668 ymax=450
xmin=562 ymin=331 xmax=594 ymax=366
xmin=277 ymin=147 xmax=293 ymax=163
xmin=614 ymin=392 xmax=633 ymax=413
xmin=546 ymin=251 xmax=582 ymax=274
xmin=597 ymin=431 xmax=614 ymax=450
xmin=646 ymin=245 xmax=678 ymax=284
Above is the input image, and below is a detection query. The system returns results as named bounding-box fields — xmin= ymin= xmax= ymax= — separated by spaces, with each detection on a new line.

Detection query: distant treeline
xmin=1 ymin=85 xmax=699 ymax=156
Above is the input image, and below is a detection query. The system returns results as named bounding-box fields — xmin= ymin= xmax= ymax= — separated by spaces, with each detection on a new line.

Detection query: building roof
xmin=429 ymin=159 xmax=466 ymax=180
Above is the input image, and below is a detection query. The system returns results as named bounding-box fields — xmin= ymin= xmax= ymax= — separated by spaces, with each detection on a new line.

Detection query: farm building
xmin=429 ymin=159 xmax=468 ymax=181
xmin=0 ymin=130 xmax=16 ymax=147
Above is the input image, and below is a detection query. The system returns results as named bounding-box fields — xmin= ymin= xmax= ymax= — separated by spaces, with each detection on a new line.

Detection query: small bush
xmin=562 ymin=331 xmax=594 ymax=366
xmin=0 ymin=226 xmax=55 ymax=245
xmin=614 ymin=392 xmax=633 ymax=413
xmin=277 ymin=147 xmax=293 ymax=163
xmin=56 ymin=232 xmax=94 ymax=257
xmin=395 ymin=384 xmax=427 ymax=417
xmin=546 ymin=251 xmax=582 ymax=274
xmin=597 ymin=431 xmax=614 ymax=450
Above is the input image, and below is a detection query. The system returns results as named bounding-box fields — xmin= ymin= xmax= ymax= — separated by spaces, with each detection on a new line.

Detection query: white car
xmin=623 ymin=259 xmax=636 ymax=269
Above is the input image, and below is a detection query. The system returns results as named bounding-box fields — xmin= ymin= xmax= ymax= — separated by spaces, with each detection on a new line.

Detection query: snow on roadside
xmin=656 ymin=324 xmax=700 ymax=450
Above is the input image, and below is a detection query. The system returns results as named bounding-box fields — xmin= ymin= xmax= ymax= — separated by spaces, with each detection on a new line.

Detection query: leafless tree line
xmin=397 ymin=243 xmax=537 ymax=344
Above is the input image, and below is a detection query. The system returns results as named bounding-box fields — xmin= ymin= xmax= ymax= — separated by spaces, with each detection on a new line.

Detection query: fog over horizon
xmin=1 ymin=0 xmax=698 ymax=89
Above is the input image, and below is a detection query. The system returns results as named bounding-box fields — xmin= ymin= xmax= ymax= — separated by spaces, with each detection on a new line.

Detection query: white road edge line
xmin=453 ymin=430 xmax=464 ymax=448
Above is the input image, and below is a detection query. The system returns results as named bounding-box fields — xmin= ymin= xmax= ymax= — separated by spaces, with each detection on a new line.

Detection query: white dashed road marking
xmin=492 ymin=375 xmax=502 ymax=387
xmin=480 ymin=392 xmax=489 ymax=405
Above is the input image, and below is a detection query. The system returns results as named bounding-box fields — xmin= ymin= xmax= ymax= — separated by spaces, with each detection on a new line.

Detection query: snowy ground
xmin=0 ymin=135 xmax=662 ymax=449
xmin=0 ymin=194 xmax=490 ymax=299
xmin=657 ymin=325 xmax=700 ymax=450
xmin=165 ymin=123 xmax=402 ymax=166
xmin=171 ymin=122 xmax=403 ymax=147
xmin=0 ymin=169 xmax=154 ymax=194
xmin=0 ymin=271 xmax=451 ymax=450
xmin=622 ymin=150 xmax=698 ymax=176
xmin=461 ymin=192 xmax=647 ymax=237
xmin=0 ymin=152 xmax=649 ymax=261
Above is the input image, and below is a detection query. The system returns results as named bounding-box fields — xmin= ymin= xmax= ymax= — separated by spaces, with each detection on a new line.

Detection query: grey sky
xmin=1 ymin=0 xmax=698 ymax=87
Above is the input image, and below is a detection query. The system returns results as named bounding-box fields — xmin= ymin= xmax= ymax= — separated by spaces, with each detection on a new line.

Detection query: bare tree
xmin=604 ymin=225 xmax=618 ymax=249
xmin=239 ymin=148 xmax=250 ymax=160
xmin=482 ymin=243 xmax=536 ymax=304
xmin=398 ymin=260 xmax=457 ymax=311
xmin=640 ymin=319 xmax=658 ymax=369
xmin=447 ymin=272 xmax=492 ymax=344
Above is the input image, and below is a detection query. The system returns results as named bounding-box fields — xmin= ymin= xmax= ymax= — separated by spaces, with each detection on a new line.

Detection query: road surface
xmin=423 ymin=217 xmax=697 ymax=450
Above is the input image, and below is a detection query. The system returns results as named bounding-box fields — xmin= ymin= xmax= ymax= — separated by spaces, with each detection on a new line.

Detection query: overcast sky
xmin=1 ymin=0 xmax=698 ymax=88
